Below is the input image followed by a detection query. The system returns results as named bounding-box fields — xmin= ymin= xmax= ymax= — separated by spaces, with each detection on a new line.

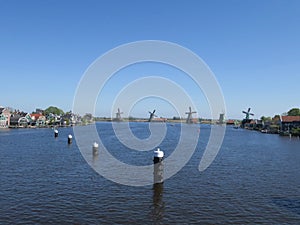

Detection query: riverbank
xmin=8 ymin=122 xmax=95 ymax=129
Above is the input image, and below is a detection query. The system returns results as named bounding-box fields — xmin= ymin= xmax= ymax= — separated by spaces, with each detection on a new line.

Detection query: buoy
xmin=54 ymin=129 xmax=58 ymax=138
xmin=93 ymin=142 xmax=99 ymax=156
xmin=153 ymin=147 xmax=164 ymax=184
xmin=68 ymin=134 xmax=72 ymax=144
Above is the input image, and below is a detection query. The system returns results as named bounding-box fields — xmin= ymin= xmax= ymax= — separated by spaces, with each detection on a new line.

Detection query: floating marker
xmin=68 ymin=134 xmax=72 ymax=144
xmin=93 ymin=142 xmax=99 ymax=156
xmin=153 ymin=148 xmax=164 ymax=184
xmin=54 ymin=129 xmax=58 ymax=138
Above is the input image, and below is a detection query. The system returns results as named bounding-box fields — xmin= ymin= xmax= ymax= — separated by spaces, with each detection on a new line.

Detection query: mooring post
xmin=93 ymin=142 xmax=99 ymax=156
xmin=68 ymin=134 xmax=72 ymax=144
xmin=153 ymin=148 xmax=164 ymax=184
xmin=54 ymin=129 xmax=58 ymax=138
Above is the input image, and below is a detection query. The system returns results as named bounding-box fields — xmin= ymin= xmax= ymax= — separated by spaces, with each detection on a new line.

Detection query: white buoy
xmin=54 ymin=129 xmax=58 ymax=138
xmin=153 ymin=147 xmax=164 ymax=184
xmin=68 ymin=134 xmax=72 ymax=144
xmin=93 ymin=142 xmax=99 ymax=155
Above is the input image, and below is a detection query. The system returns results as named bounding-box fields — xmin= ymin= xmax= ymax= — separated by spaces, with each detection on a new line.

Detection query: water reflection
xmin=152 ymin=183 xmax=165 ymax=223
xmin=92 ymin=154 xmax=99 ymax=163
xmin=272 ymin=197 xmax=300 ymax=216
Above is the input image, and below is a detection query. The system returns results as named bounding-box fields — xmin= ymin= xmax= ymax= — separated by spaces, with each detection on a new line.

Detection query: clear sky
xmin=1 ymin=0 xmax=299 ymax=119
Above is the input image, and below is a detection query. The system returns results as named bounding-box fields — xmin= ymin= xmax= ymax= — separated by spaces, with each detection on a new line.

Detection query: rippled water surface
xmin=1 ymin=123 xmax=300 ymax=224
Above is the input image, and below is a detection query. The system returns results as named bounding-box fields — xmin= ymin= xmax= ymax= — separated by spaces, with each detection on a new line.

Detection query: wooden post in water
xmin=68 ymin=134 xmax=72 ymax=144
xmin=152 ymin=182 xmax=164 ymax=219
xmin=153 ymin=148 xmax=164 ymax=184
xmin=93 ymin=142 xmax=99 ymax=156
xmin=54 ymin=129 xmax=58 ymax=138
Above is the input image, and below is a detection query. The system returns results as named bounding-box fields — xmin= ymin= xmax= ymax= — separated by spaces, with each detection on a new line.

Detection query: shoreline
xmin=3 ymin=121 xmax=300 ymax=138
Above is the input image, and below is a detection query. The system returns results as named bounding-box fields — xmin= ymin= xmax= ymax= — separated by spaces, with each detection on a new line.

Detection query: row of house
xmin=243 ymin=115 xmax=300 ymax=135
xmin=0 ymin=107 xmax=83 ymax=128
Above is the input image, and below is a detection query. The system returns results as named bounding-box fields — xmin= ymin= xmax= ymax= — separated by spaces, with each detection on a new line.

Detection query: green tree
xmin=287 ymin=108 xmax=300 ymax=116
xmin=44 ymin=106 xmax=64 ymax=116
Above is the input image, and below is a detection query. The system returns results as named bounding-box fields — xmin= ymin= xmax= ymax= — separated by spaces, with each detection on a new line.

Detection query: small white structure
xmin=154 ymin=148 xmax=164 ymax=158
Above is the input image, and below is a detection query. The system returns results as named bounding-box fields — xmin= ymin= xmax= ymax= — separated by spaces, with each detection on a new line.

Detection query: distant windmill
xmin=115 ymin=108 xmax=123 ymax=121
xmin=218 ymin=113 xmax=225 ymax=124
xmin=242 ymin=108 xmax=254 ymax=120
xmin=148 ymin=109 xmax=157 ymax=122
xmin=186 ymin=106 xmax=197 ymax=124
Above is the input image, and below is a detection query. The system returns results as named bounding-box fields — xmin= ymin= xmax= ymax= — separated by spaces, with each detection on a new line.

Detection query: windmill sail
xmin=148 ymin=110 xmax=157 ymax=122
xmin=186 ymin=107 xmax=196 ymax=124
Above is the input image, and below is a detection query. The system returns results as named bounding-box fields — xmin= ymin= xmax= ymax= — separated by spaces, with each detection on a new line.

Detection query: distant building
xmin=46 ymin=113 xmax=61 ymax=125
xmin=226 ymin=119 xmax=235 ymax=125
xmin=36 ymin=116 xmax=46 ymax=126
xmin=61 ymin=112 xmax=81 ymax=125
xmin=280 ymin=116 xmax=300 ymax=132
xmin=82 ymin=113 xmax=93 ymax=124
xmin=218 ymin=113 xmax=225 ymax=124
xmin=30 ymin=113 xmax=46 ymax=126
xmin=9 ymin=112 xmax=32 ymax=127
xmin=35 ymin=108 xmax=44 ymax=114
xmin=31 ymin=113 xmax=42 ymax=120
xmin=10 ymin=114 xmax=22 ymax=127
xmin=0 ymin=107 xmax=11 ymax=128
xmin=244 ymin=119 xmax=263 ymax=130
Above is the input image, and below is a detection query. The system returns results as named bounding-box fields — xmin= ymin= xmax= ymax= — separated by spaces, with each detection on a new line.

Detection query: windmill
xmin=185 ymin=106 xmax=197 ymax=124
xmin=242 ymin=108 xmax=254 ymax=120
xmin=241 ymin=107 xmax=254 ymax=128
xmin=148 ymin=109 xmax=157 ymax=122
xmin=115 ymin=108 xmax=123 ymax=121
xmin=218 ymin=113 xmax=225 ymax=124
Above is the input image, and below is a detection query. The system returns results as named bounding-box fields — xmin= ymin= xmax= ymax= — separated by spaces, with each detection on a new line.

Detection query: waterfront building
xmin=35 ymin=108 xmax=44 ymax=114
xmin=30 ymin=113 xmax=46 ymax=126
xmin=280 ymin=116 xmax=300 ymax=132
xmin=9 ymin=112 xmax=31 ymax=127
xmin=0 ymin=107 xmax=11 ymax=128
xmin=10 ymin=114 xmax=22 ymax=127
xmin=243 ymin=119 xmax=263 ymax=130
xmin=46 ymin=113 xmax=61 ymax=125
xmin=226 ymin=119 xmax=235 ymax=125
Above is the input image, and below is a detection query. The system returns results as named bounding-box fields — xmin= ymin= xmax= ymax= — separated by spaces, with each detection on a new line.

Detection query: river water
xmin=0 ymin=122 xmax=300 ymax=224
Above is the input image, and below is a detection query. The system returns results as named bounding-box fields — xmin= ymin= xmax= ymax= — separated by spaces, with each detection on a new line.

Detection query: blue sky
xmin=1 ymin=0 xmax=299 ymax=119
